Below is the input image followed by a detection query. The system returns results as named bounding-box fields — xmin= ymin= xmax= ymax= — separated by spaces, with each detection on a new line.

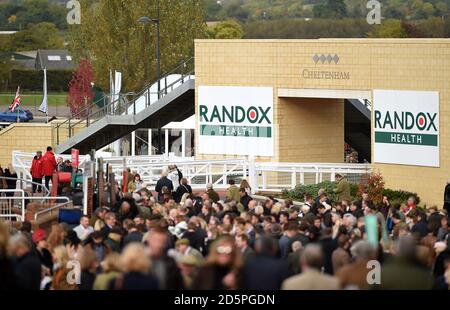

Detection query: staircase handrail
xmin=54 ymin=57 xmax=195 ymax=143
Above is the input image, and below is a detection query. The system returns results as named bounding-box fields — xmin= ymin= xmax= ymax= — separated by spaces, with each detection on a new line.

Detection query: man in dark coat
xmin=444 ymin=183 xmax=450 ymax=214
xmin=319 ymin=228 xmax=338 ymax=275
xmin=182 ymin=222 xmax=207 ymax=253
xmin=123 ymin=223 xmax=144 ymax=248
xmin=146 ymin=227 xmax=184 ymax=290
xmin=155 ymin=170 xmax=173 ymax=202
xmin=411 ymin=211 xmax=428 ymax=238
xmin=10 ymin=234 xmax=42 ymax=290
xmin=239 ymin=188 xmax=253 ymax=211
xmin=243 ymin=237 xmax=289 ymax=290
xmin=318 ymin=204 xmax=333 ymax=228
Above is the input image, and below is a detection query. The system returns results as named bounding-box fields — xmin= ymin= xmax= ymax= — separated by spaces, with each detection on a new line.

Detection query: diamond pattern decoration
xmin=326 ymin=54 xmax=333 ymax=64
xmin=313 ymin=54 xmax=340 ymax=65
xmin=333 ymin=54 xmax=340 ymax=64
xmin=319 ymin=54 xmax=326 ymax=64
xmin=313 ymin=54 xmax=320 ymax=64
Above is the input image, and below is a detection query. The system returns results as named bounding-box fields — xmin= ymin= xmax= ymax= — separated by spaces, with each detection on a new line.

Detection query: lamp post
xmin=138 ymin=0 xmax=161 ymax=99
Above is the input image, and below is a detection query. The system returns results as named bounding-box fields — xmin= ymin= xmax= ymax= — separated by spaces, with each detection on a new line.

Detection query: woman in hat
xmin=33 ymin=229 xmax=53 ymax=272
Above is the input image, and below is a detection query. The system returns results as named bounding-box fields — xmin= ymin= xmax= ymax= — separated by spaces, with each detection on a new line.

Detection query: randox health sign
xmin=198 ymin=86 xmax=274 ymax=157
xmin=373 ymin=90 xmax=440 ymax=168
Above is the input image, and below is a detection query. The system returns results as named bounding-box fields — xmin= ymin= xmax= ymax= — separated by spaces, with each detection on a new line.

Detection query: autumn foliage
xmin=358 ymin=171 xmax=386 ymax=204
xmin=67 ymin=58 xmax=94 ymax=117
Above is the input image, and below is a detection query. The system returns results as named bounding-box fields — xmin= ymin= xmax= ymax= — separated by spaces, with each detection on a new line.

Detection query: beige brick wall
xmin=0 ymin=123 xmax=53 ymax=167
xmin=195 ymin=39 xmax=450 ymax=207
xmin=278 ymin=97 xmax=344 ymax=162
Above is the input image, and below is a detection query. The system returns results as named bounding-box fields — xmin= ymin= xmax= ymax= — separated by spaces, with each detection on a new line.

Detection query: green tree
xmin=0 ymin=58 xmax=12 ymax=91
xmin=367 ymin=19 xmax=409 ymax=38
xmin=314 ymin=0 xmax=347 ymax=18
xmin=208 ymin=20 xmax=244 ymax=39
xmin=204 ymin=0 xmax=224 ymax=21
xmin=68 ymin=0 xmax=206 ymax=93
xmin=0 ymin=0 xmax=67 ymax=30
xmin=9 ymin=22 xmax=64 ymax=51
xmin=225 ymin=1 xmax=250 ymax=21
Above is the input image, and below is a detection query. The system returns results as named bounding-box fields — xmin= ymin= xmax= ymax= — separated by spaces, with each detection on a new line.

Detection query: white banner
xmin=112 ymin=70 xmax=122 ymax=103
xmin=198 ymin=86 xmax=274 ymax=157
xmin=373 ymin=90 xmax=439 ymax=167
xmin=39 ymin=68 xmax=48 ymax=115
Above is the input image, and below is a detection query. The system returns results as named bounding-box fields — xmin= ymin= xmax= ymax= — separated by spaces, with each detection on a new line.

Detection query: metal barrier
xmin=34 ymin=201 xmax=73 ymax=222
xmin=0 ymin=189 xmax=26 ymax=221
xmin=0 ymin=189 xmax=71 ymax=222
xmin=106 ymin=158 xmax=372 ymax=193
xmin=0 ymin=176 xmax=50 ymax=197
xmin=13 ymin=152 xmax=372 ymax=194
xmin=254 ymin=162 xmax=371 ymax=192
xmin=106 ymin=159 xmax=250 ymax=190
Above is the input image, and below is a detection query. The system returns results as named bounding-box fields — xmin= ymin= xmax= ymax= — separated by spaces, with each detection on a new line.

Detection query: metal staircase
xmin=54 ymin=58 xmax=195 ymax=154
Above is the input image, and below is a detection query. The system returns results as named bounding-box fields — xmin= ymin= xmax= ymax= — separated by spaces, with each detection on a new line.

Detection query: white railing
xmin=254 ymin=162 xmax=371 ymax=192
xmin=0 ymin=189 xmax=71 ymax=222
xmin=0 ymin=189 xmax=26 ymax=221
xmin=13 ymin=152 xmax=372 ymax=194
xmin=106 ymin=158 xmax=371 ymax=193
xmin=107 ymin=159 xmax=250 ymax=190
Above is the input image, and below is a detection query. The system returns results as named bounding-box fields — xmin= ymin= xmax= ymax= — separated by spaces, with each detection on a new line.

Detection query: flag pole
xmin=39 ymin=68 xmax=48 ymax=123
xmin=16 ymin=86 xmax=19 ymax=123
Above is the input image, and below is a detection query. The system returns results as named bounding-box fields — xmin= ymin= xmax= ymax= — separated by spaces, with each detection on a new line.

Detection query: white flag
xmin=39 ymin=68 xmax=48 ymax=114
xmin=112 ymin=70 xmax=122 ymax=103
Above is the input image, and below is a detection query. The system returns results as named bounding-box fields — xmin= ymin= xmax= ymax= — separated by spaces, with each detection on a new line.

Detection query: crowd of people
xmin=0 ymin=165 xmax=450 ymax=290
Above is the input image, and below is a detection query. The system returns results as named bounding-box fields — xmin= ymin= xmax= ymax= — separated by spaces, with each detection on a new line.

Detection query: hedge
xmin=282 ymin=181 xmax=420 ymax=205
xmin=282 ymin=181 xmax=358 ymax=203
xmin=8 ymin=69 xmax=73 ymax=92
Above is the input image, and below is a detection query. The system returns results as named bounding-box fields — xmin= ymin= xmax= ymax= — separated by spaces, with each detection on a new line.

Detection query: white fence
xmin=104 ymin=158 xmax=371 ymax=193
xmin=12 ymin=152 xmax=372 ymax=194
xmin=0 ymin=189 xmax=72 ymax=222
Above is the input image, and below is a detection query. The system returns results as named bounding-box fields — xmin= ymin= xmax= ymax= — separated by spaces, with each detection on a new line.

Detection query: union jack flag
xmin=9 ymin=86 xmax=21 ymax=112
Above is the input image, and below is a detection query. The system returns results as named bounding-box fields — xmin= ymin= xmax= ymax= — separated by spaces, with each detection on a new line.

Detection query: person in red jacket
xmin=42 ymin=146 xmax=57 ymax=191
xmin=30 ymin=151 xmax=43 ymax=194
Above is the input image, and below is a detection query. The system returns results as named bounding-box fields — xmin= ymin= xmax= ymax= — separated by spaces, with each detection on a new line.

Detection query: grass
xmin=0 ymin=92 xmax=68 ymax=107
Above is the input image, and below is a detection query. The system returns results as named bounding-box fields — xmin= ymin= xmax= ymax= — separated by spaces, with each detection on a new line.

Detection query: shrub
xmin=382 ymin=189 xmax=421 ymax=206
xmin=282 ymin=180 xmax=419 ymax=205
xmin=358 ymin=172 xmax=385 ymax=204
xmin=282 ymin=181 xmax=359 ymax=203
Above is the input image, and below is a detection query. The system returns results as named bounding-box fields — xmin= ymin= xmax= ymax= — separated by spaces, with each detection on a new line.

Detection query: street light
xmin=138 ymin=0 xmax=161 ymax=99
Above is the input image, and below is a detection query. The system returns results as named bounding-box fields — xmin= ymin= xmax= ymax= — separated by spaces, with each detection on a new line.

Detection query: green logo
xmin=200 ymin=105 xmax=272 ymax=139
xmin=374 ymin=110 xmax=438 ymax=146
xmin=199 ymin=105 xmax=271 ymax=125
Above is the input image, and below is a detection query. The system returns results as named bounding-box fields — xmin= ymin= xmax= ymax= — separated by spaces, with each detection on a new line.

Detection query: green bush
xmin=382 ymin=189 xmax=420 ymax=206
xmin=282 ymin=181 xmax=358 ymax=203
xmin=282 ymin=181 xmax=420 ymax=205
